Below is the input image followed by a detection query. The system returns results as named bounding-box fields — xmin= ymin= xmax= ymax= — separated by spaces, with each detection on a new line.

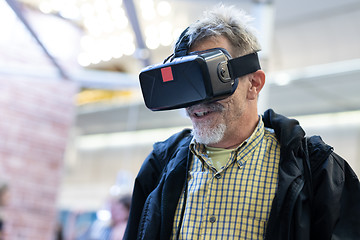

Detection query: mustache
xmin=186 ymin=102 xmax=224 ymax=115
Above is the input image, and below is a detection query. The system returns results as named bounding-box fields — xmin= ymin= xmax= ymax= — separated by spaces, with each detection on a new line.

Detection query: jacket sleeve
xmin=123 ymin=129 xmax=192 ymax=240
xmin=331 ymin=153 xmax=360 ymax=239
xmin=311 ymin=152 xmax=360 ymax=239
xmin=123 ymin=149 xmax=164 ymax=240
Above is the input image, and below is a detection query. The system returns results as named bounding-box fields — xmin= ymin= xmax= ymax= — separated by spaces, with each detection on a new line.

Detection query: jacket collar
xmin=262 ymin=109 xmax=306 ymax=214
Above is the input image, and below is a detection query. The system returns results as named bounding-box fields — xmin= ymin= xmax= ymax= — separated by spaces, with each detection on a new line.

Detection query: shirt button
xmin=215 ymin=173 xmax=221 ymax=179
xmin=209 ymin=216 xmax=216 ymax=223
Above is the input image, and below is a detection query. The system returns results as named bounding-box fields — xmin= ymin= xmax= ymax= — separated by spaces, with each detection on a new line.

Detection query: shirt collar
xmin=190 ymin=116 xmax=264 ymax=158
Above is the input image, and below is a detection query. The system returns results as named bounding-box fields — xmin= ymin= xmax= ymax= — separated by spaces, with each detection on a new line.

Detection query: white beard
xmin=192 ymin=122 xmax=226 ymax=145
xmin=186 ymin=102 xmax=227 ymax=145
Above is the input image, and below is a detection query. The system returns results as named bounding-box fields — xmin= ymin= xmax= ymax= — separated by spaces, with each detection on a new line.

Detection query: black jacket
xmin=124 ymin=109 xmax=360 ymax=240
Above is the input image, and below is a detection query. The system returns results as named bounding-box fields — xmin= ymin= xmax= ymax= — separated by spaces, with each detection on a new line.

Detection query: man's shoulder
xmin=306 ymin=135 xmax=333 ymax=158
xmin=135 ymin=129 xmax=192 ymax=192
xmin=305 ymin=135 xmax=359 ymax=182
xmin=306 ymin=135 xmax=334 ymax=170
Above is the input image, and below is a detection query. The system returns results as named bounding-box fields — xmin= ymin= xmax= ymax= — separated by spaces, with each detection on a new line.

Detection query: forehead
xmin=189 ymin=35 xmax=234 ymax=56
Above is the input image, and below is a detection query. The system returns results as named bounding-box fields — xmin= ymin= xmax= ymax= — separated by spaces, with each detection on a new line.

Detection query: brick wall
xmin=0 ymin=76 xmax=78 ymax=239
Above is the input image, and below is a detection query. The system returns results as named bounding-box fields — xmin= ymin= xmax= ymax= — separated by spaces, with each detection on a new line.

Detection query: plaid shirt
xmin=171 ymin=117 xmax=280 ymax=239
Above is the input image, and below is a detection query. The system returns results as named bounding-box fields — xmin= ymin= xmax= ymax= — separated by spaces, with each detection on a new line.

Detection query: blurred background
xmin=0 ymin=0 xmax=359 ymax=239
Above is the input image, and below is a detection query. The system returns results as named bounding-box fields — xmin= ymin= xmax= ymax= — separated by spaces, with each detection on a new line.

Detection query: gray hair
xmin=176 ymin=4 xmax=261 ymax=57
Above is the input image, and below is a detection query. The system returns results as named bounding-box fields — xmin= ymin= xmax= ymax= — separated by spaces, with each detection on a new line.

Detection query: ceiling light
xmin=77 ymin=52 xmax=91 ymax=67
xmin=114 ymin=18 xmax=129 ymax=29
xmin=80 ymin=3 xmax=95 ymax=19
xmin=108 ymin=0 xmax=123 ymax=8
xmin=39 ymin=2 xmax=53 ymax=14
xmin=46 ymin=0 xmax=62 ymax=12
xmin=157 ymin=1 xmax=171 ymax=16
xmin=141 ymin=8 xmax=156 ymax=20
xmin=145 ymin=25 xmax=158 ymax=38
xmin=159 ymin=21 xmax=173 ymax=46
xmin=93 ymin=0 xmax=108 ymax=14
xmin=123 ymin=43 xmax=136 ymax=56
xmin=59 ymin=4 xmax=80 ymax=20
xmin=146 ymin=37 xmax=160 ymax=50
xmin=140 ymin=0 xmax=156 ymax=20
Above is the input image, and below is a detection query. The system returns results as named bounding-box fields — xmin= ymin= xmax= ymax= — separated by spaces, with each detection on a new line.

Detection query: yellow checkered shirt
xmin=171 ymin=117 xmax=280 ymax=239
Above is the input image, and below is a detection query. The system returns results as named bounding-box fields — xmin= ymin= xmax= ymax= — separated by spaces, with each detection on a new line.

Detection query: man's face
xmin=186 ymin=36 xmax=250 ymax=147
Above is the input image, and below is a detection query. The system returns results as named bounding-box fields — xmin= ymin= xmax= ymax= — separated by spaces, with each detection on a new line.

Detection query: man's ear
xmin=247 ymin=70 xmax=265 ymax=100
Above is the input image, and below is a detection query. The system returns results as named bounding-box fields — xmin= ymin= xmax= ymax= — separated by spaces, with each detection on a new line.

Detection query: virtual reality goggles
xmin=139 ymin=48 xmax=261 ymax=111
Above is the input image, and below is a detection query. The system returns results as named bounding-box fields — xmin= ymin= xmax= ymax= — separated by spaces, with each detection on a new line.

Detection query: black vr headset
xmin=139 ymin=30 xmax=261 ymax=111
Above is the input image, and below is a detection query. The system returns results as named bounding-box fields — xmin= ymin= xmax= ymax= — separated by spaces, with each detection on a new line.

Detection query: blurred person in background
xmin=0 ymin=180 xmax=9 ymax=240
xmin=108 ymin=194 xmax=131 ymax=240
xmin=84 ymin=194 xmax=131 ymax=240
xmin=124 ymin=4 xmax=360 ymax=240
